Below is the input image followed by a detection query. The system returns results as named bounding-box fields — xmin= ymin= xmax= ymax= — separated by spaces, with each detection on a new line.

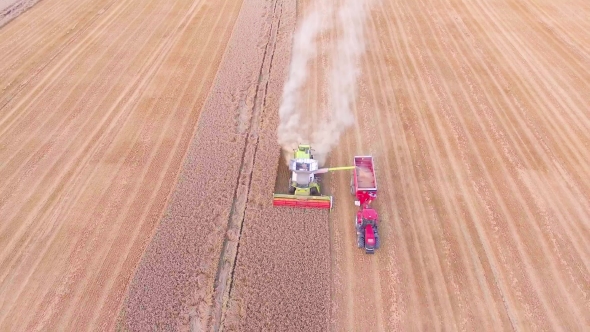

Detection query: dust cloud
xmin=277 ymin=0 xmax=373 ymax=166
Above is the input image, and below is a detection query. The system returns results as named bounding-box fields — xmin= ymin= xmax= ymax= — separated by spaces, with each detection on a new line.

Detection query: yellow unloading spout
xmin=313 ymin=166 xmax=356 ymax=174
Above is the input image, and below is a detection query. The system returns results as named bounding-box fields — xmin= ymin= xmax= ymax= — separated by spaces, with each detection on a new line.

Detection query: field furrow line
xmin=385 ymin=2 xmax=489 ymax=329
xmin=212 ymin=1 xmax=281 ymax=330
xmin=390 ymin=1 xmax=465 ymax=328
xmin=0 ymin=0 xmax=186 ymax=276
xmin=7 ymin=61 xmax=176 ymax=329
xmin=374 ymin=0 xmax=441 ymax=327
xmin=414 ymin=1 xmax=573 ymax=328
xmin=388 ymin=0 xmax=524 ymax=330
xmin=438 ymin=0 xmax=590 ymax=308
xmin=525 ymin=1 xmax=590 ymax=61
xmin=426 ymin=0 xmax=590 ymax=326
xmin=460 ymin=0 xmax=590 ymax=287
xmin=0 ymin=0 xmax=94 ymax=66
xmin=56 ymin=3 xmax=221 ymax=327
xmin=117 ymin=0 xmax=282 ymax=329
xmin=0 ymin=0 xmax=208 ymax=326
xmin=506 ymin=0 xmax=590 ymax=83
xmin=416 ymin=11 xmax=552 ymax=332
xmin=0 ymin=0 xmax=112 ymax=74
xmin=0 ymin=0 xmax=164 ymax=190
xmin=326 ymin=1 xmax=357 ymax=330
xmin=467 ymin=0 xmax=590 ymax=168
xmin=0 ymin=0 xmax=139 ymax=133
xmin=449 ymin=0 xmax=590 ymax=254
xmin=363 ymin=2 xmax=433 ymax=330
xmin=353 ymin=13 xmax=392 ymax=326
xmin=0 ymin=3 xmax=135 ymax=126
xmin=88 ymin=2 xmax=240 ymax=330
xmin=0 ymin=0 xmax=85 ymax=43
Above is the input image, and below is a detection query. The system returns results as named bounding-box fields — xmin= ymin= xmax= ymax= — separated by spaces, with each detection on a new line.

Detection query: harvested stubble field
xmin=1 ymin=0 xmax=590 ymax=331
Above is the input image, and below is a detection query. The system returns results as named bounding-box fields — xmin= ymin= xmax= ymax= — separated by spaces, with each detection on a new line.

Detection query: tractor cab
xmin=355 ymin=208 xmax=380 ymax=254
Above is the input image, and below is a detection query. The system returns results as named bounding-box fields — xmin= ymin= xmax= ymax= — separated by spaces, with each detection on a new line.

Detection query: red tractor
xmin=350 ymin=156 xmax=380 ymax=254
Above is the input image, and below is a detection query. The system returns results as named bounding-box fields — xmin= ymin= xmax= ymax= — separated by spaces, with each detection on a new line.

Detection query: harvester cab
xmin=287 ymin=158 xmax=320 ymax=196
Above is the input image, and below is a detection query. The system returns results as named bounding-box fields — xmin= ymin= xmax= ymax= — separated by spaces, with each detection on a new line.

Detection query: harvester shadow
xmin=274 ymin=154 xmax=291 ymax=194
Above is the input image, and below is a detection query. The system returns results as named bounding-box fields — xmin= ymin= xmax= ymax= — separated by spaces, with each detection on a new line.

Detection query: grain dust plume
xmin=277 ymin=0 xmax=373 ymax=166
xmin=277 ymin=1 xmax=334 ymax=165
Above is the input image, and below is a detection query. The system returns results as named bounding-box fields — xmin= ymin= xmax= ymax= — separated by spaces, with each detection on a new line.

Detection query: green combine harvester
xmin=272 ymin=144 xmax=355 ymax=210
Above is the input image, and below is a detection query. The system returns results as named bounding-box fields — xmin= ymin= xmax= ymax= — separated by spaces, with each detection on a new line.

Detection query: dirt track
xmin=1 ymin=0 xmax=590 ymax=330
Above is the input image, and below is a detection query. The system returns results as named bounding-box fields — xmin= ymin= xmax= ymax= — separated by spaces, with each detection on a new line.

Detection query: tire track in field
xmin=432 ymin=0 xmax=590 ymax=325
xmin=1 ymin=0 xmax=197 ymax=327
xmin=0 ymin=0 xmax=184 ymax=283
xmin=0 ymin=0 xmax=158 ymax=208
xmin=47 ymin=1 xmax=233 ymax=328
xmin=451 ymin=0 xmax=590 ymax=264
xmin=398 ymin=0 xmax=560 ymax=328
xmin=0 ymin=0 xmax=243 ymax=329
xmin=224 ymin=1 xmax=331 ymax=330
xmin=0 ymin=0 xmax=109 ymax=76
xmin=0 ymin=0 xmax=123 ymax=118
xmin=2 ymin=0 xmax=158 ymax=290
xmin=211 ymin=0 xmax=281 ymax=330
xmin=0 ymin=0 xmax=134 ymax=150
xmin=326 ymin=0 xmax=590 ymax=330
xmin=89 ymin=1 xmax=243 ymax=329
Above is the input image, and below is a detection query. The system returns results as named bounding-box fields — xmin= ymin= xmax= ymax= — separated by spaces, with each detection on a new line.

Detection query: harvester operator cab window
xmin=295 ymin=162 xmax=309 ymax=171
xmin=289 ymin=159 xmax=318 ymax=173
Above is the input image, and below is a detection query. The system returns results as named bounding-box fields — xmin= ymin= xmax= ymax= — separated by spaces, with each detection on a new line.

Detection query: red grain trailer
xmin=350 ymin=156 xmax=380 ymax=254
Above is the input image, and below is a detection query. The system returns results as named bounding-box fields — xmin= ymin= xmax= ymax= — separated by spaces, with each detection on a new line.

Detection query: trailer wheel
xmin=288 ymin=186 xmax=296 ymax=194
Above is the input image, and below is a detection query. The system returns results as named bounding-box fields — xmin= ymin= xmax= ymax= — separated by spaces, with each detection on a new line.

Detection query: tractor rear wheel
xmin=357 ymin=235 xmax=365 ymax=248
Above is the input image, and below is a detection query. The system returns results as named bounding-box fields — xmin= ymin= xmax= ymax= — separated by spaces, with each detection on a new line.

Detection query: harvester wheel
xmin=310 ymin=187 xmax=319 ymax=196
